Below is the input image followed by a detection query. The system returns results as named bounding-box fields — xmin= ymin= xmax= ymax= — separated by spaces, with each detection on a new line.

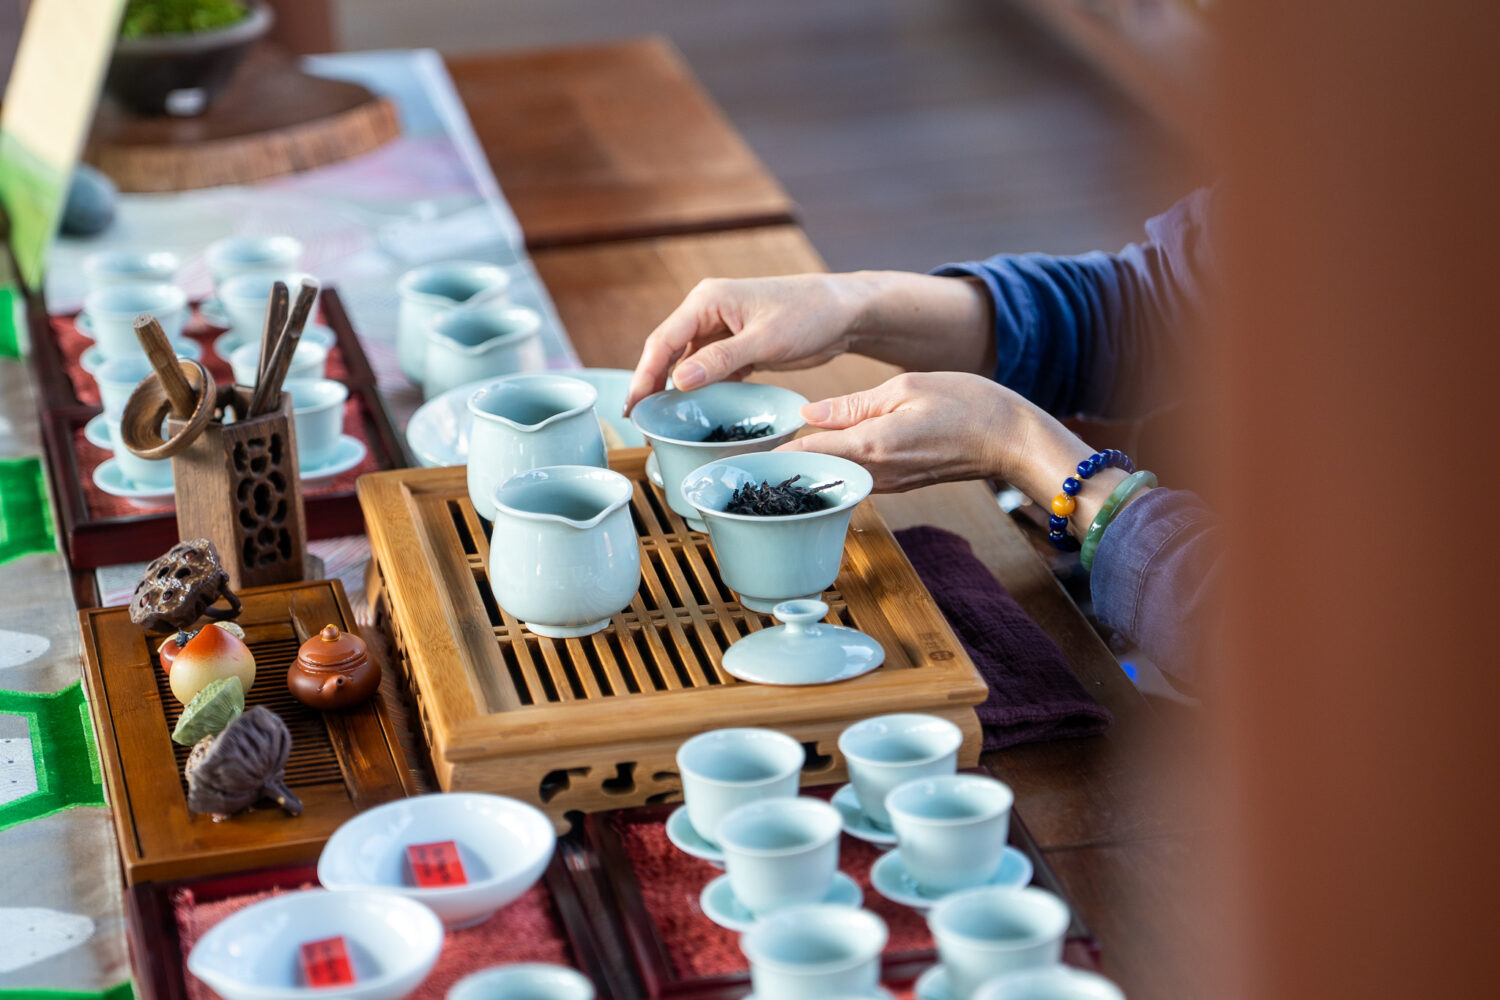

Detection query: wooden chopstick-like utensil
xmin=248 ymin=277 xmax=321 ymax=417
xmin=254 ymin=281 xmax=291 ymax=389
xmin=133 ymin=314 xmax=198 ymax=419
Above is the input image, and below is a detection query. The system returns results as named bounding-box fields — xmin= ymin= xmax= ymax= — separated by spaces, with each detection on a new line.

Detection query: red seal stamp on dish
xmin=406 ymin=839 xmax=468 ymax=887
xmin=299 ymin=935 xmax=355 ymax=987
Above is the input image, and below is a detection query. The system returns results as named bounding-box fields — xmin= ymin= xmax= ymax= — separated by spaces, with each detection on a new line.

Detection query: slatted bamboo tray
xmin=79 ymin=580 xmax=418 ymax=884
xmin=359 ymin=450 xmax=988 ymax=826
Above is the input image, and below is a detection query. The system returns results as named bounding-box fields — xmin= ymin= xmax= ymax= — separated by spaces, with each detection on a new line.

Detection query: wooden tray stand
xmin=358 ymin=449 xmax=990 ymax=828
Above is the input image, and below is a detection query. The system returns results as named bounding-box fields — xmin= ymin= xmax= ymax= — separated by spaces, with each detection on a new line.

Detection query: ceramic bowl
xmin=206 ymin=235 xmax=304 ymax=286
xmin=82 ymin=249 xmax=179 ymax=290
xmin=681 ymin=450 xmax=873 ymax=613
xmin=105 ymin=2 xmax=275 ymax=117
xmin=186 ymin=888 xmax=443 ymax=1000
xmin=448 ymin=963 xmax=595 ymax=1000
xmin=230 ymin=339 xmax=329 ymax=388
xmin=405 ymin=369 xmax=644 ymax=468
xmin=630 ymin=383 xmax=808 ymax=530
xmin=318 ymin=792 xmax=557 ymax=928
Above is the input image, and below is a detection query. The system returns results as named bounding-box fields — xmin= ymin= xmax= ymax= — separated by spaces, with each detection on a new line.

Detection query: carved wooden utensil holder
xmin=167 ymin=386 xmax=306 ymax=591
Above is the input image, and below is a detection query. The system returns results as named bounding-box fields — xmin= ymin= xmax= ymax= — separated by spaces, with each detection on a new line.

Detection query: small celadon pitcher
xmin=488 ymin=466 xmax=641 ymax=638
xmin=466 ymin=374 xmax=608 ymax=520
xmin=424 ymin=301 xmax=545 ymax=399
xmin=396 ymin=260 xmax=512 ymax=383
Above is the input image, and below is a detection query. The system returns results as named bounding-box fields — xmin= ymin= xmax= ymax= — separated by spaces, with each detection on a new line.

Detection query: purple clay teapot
xmin=287 ymin=624 xmax=380 ymax=710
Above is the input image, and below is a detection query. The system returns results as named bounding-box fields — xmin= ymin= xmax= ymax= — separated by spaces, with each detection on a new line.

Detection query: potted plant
xmin=104 ymin=0 xmax=274 ymax=117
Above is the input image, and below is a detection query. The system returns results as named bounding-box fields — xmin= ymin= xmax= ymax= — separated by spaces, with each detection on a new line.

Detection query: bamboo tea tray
xmin=358 ymin=450 xmax=988 ymax=826
xmin=79 ymin=580 xmax=418 ymax=884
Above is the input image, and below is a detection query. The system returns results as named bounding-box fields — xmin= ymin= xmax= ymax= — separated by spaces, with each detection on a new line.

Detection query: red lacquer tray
xmin=29 ymin=288 xmax=407 ymax=567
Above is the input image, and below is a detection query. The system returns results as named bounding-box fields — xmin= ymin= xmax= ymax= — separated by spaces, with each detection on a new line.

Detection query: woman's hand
xmin=624 ymin=274 xmax=866 ymax=413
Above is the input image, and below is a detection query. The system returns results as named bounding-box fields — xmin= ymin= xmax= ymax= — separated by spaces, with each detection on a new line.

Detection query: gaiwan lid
xmin=297 ymin=624 xmax=367 ymax=671
xmin=722 ymin=599 xmax=885 ymax=686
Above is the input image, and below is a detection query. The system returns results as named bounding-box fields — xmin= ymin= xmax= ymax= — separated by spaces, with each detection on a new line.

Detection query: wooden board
xmin=28 ymin=288 xmax=408 ymax=569
xmin=79 ymin=579 xmax=418 ymax=884
xmin=86 ymin=48 xmax=400 ymax=193
xmin=358 ymin=451 xmax=988 ymax=825
xmin=448 ymin=37 xmax=797 ymax=248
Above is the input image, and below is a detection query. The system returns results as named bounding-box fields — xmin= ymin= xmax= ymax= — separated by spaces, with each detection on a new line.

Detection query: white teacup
xmin=106 ymin=419 xmax=174 ymax=490
xmin=83 ymin=283 xmax=188 ymax=362
xmin=887 ymin=774 xmax=1014 ymax=895
xmin=217 ymin=271 xmax=319 ymax=335
xmin=448 ymin=962 xmax=595 ymax=1000
xmin=974 ymin=965 xmax=1125 ymax=1000
xmin=741 ymin=904 xmax=887 ymax=1000
xmin=82 ymin=249 xmax=179 ymax=290
xmin=397 ymin=260 xmax=512 ymax=383
xmin=929 ymin=887 xmax=1071 ymax=999
xmin=229 ymin=339 xmax=328 ymax=388
xmin=676 ymin=727 xmax=804 ymax=849
xmin=94 ymin=355 xmax=156 ymax=421
xmin=718 ymin=797 xmax=841 ymax=917
xmin=839 ymin=713 xmax=963 ymax=829
xmin=283 ymin=378 xmax=348 ymax=467
xmin=205 ymin=235 xmax=304 ymax=286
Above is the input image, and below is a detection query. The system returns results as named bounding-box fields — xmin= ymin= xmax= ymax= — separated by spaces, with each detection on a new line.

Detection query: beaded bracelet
xmin=1048 ymin=449 xmax=1135 ymax=550
xmin=1079 ymin=470 xmax=1158 ymax=572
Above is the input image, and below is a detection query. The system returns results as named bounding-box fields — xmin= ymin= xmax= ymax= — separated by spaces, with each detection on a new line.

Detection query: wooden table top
xmin=532 ymin=226 xmax=1202 ymax=998
xmin=448 ymin=37 xmax=798 ymax=249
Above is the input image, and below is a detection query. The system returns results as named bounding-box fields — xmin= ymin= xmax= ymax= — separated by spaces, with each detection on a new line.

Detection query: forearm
xmin=842 ymin=270 xmax=997 ymax=377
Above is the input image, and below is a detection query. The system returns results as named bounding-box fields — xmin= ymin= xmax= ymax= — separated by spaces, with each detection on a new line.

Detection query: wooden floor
xmin=337 ymin=0 xmax=1201 ymax=272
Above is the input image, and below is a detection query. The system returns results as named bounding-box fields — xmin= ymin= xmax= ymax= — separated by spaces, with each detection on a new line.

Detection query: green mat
xmin=0 ymin=456 xmax=56 ymax=565
xmin=0 ymin=683 xmax=106 ymax=833
xmin=0 ymin=981 xmax=134 ymax=1000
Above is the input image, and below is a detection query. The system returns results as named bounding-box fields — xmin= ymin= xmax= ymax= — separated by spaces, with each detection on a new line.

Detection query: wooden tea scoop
xmin=253 ymin=280 xmax=290 ymax=389
xmin=134 ymin=315 xmax=198 ymax=419
xmin=248 ymin=277 xmax=320 ymax=416
xmin=119 ymin=356 xmax=217 ymax=459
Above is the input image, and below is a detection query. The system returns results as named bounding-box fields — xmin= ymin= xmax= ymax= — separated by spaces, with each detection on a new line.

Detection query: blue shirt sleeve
xmin=932 ymin=189 xmax=1213 ymax=419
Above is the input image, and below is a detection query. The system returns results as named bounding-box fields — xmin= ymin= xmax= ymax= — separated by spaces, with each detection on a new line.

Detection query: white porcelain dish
xmin=870 ymin=847 xmax=1033 ymax=911
xmin=317 ymin=792 xmax=556 ymax=928
xmin=299 ymin=436 xmax=367 ymax=484
xmin=830 ymin=783 xmax=898 ymax=846
xmin=186 ymin=888 xmax=442 ymax=1000
xmin=93 ymin=459 xmax=174 ymax=506
xmin=700 ymin=871 xmax=862 ymax=932
xmin=405 ymin=368 xmax=645 ymax=468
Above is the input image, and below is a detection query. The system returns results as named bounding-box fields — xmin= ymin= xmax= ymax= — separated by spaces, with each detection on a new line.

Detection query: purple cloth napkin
xmin=895 ymin=525 xmax=1112 ymax=751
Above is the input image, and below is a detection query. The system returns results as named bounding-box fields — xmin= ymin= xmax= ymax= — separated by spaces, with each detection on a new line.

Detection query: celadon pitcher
xmin=396 ymin=260 xmax=512 ymax=383
xmin=466 ymin=374 xmax=607 ymax=520
xmin=488 ymin=466 xmax=641 ymax=638
xmin=424 ymin=302 xmax=544 ymax=399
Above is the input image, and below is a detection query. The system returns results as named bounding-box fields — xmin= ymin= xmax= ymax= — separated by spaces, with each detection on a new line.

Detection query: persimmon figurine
xmin=169 ymin=620 xmax=256 ymax=705
xmin=158 ymin=621 xmax=245 ymax=672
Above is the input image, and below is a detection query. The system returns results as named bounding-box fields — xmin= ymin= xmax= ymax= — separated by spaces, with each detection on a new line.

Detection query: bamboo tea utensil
xmin=248 ymin=278 xmax=320 ymax=417
xmin=253 ymin=280 xmax=290 ymax=388
xmin=119 ymin=314 xmax=217 ymax=460
xmin=135 ymin=314 xmax=198 ymax=419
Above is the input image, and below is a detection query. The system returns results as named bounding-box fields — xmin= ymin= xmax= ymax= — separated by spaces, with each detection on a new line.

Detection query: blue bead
xmin=1062 ymin=477 xmax=1081 ymax=496
xmin=1076 ymin=460 xmax=1094 ymax=479
xmin=1048 ymin=514 xmax=1068 ymax=530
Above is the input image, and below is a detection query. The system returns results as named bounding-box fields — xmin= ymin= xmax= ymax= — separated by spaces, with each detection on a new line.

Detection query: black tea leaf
xmin=724 ymin=475 xmax=844 ymax=516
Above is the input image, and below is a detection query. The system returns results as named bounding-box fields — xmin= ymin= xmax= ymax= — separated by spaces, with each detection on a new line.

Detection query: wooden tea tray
xmin=358 ymin=450 xmax=989 ymax=826
xmin=79 ymin=579 xmax=418 ymax=884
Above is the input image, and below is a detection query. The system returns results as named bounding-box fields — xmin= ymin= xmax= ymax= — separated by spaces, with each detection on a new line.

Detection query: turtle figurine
xmin=130 ymin=539 xmax=242 ymax=633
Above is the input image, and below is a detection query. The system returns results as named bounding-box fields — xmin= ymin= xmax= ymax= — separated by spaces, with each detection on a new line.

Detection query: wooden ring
xmin=118 ymin=359 xmax=217 ymax=460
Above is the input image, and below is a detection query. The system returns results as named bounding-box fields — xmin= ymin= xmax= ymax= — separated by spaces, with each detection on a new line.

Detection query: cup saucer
xmin=914 ymin=964 xmax=956 ymax=1000
xmin=746 ymin=990 xmax=896 ymax=1000
xmin=83 ymin=414 xmax=113 ymax=451
xmin=93 ymin=459 xmax=174 ymax=507
xmin=80 ymin=338 xmax=202 ymax=375
xmin=645 ymin=450 xmax=663 ymax=487
xmin=870 ymin=846 xmax=1033 ymax=911
xmin=299 ymin=436 xmax=367 ymax=483
xmin=665 ymin=805 xmax=725 ymax=867
xmin=700 ymin=871 xmax=862 ymax=932
xmin=831 ymin=783 xmax=897 ymax=846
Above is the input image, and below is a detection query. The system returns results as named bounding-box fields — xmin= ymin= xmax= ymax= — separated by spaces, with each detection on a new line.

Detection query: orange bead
xmin=1051 ymin=493 xmax=1076 ymax=517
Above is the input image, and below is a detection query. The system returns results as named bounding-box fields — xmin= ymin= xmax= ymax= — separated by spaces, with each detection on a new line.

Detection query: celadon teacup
xmin=448 ymin=962 xmax=596 ymax=1000
xmin=282 ymin=378 xmax=348 ymax=468
xmin=229 ymin=339 xmax=329 ymax=388
xmin=928 ymin=887 xmax=1071 ymax=999
xmin=82 ymin=249 xmax=179 ymax=291
xmin=681 ymin=450 xmax=874 ymax=613
xmin=465 ymin=374 xmax=607 ymax=521
xmin=973 ymin=966 xmax=1126 ymax=1000
xmin=424 ymin=301 xmax=544 ymax=399
xmin=217 ymin=271 xmax=319 ymax=334
xmin=629 ymin=383 xmax=808 ymax=531
xmin=718 ymin=796 xmax=842 ymax=917
xmin=887 ymin=774 xmax=1015 ymax=895
xmin=676 ymin=727 xmax=804 ymax=848
xmin=487 ymin=466 xmax=639 ymax=639
xmin=838 ymin=713 xmax=963 ymax=829
xmin=83 ymin=283 xmax=188 ymax=362
xmin=205 ymin=235 xmax=303 ymax=286
xmin=106 ymin=419 xmax=174 ymax=490
xmin=397 ymin=260 xmax=512 ymax=383
xmin=741 ymin=904 xmax=888 ymax=1000
xmin=94 ymin=355 xmax=156 ymax=421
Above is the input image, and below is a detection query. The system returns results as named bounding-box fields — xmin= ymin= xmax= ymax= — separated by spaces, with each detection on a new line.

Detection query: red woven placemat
xmin=173 ymin=883 xmax=575 ymax=1000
